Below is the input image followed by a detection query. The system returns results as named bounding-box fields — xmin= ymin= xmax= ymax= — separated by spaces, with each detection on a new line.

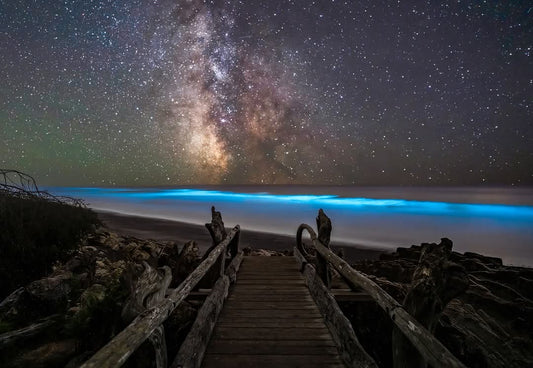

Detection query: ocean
xmin=46 ymin=186 xmax=533 ymax=267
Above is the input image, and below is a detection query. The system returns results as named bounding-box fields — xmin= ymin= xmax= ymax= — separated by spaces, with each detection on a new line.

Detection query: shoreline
xmin=96 ymin=210 xmax=387 ymax=263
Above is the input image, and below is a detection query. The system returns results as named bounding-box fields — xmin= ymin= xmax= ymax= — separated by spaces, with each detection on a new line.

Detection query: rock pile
xmin=242 ymin=247 xmax=291 ymax=257
xmin=0 ymin=229 xmax=201 ymax=368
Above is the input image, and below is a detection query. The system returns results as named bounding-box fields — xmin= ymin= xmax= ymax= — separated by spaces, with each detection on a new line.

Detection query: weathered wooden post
xmin=205 ymin=206 xmax=227 ymax=245
xmin=392 ymin=238 xmax=469 ymax=368
xmin=316 ymin=209 xmax=332 ymax=288
xmin=121 ymin=262 xmax=173 ymax=368
xmin=229 ymin=229 xmax=239 ymax=259
xmin=201 ymin=206 xmax=228 ymax=288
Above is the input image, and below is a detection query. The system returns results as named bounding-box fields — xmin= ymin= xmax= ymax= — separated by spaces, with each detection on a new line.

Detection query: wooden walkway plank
xmin=226 ymin=294 xmax=314 ymax=301
xmin=203 ymin=354 xmax=345 ymax=368
xmin=212 ymin=327 xmax=332 ymax=340
xmin=223 ymin=301 xmax=319 ymax=309
xmin=219 ymin=309 xmax=323 ymax=319
xmin=216 ymin=321 xmax=328 ymax=329
xmin=207 ymin=339 xmax=339 ymax=355
xmin=202 ymin=256 xmax=346 ymax=368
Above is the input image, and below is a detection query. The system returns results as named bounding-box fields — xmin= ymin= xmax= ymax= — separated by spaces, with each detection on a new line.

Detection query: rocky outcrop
xmin=0 ymin=229 xmax=202 ymax=368
xmin=346 ymin=240 xmax=533 ymax=368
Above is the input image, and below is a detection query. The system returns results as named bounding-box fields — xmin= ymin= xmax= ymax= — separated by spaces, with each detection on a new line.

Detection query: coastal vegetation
xmin=0 ymin=170 xmax=99 ymax=298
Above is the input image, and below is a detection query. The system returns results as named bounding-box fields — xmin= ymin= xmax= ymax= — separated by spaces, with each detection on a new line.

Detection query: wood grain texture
xmin=203 ymin=354 xmax=345 ymax=368
xmin=202 ymin=256 xmax=344 ymax=368
xmin=308 ymin=233 xmax=467 ymax=368
xmin=172 ymin=276 xmax=230 ymax=368
xmin=172 ymin=251 xmax=244 ymax=368
xmin=207 ymin=339 xmax=338 ymax=355
xmin=0 ymin=314 xmax=59 ymax=348
xmin=392 ymin=239 xmax=469 ymax=368
xmin=300 ymin=258 xmax=377 ymax=368
xmin=149 ymin=325 xmax=167 ymax=368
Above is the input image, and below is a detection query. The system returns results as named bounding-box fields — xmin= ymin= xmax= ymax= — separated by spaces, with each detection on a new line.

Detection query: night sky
xmin=1 ymin=0 xmax=531 ymax=186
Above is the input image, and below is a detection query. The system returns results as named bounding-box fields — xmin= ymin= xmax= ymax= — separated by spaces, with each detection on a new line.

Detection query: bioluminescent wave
xmin=46 ymin=187 xmax=533 ymax=266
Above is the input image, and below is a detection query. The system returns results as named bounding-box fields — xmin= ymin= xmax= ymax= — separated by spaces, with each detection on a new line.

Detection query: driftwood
xmin=295 ymin=248 xmax=377 ymax=368
xmin=122 ymin=262 xmax=173 ymax=322
xmin=0 ymin=314 xmax=59 ymax=348
xmin=315 ymin=209 xmax=332 ymax=287
xmin=297 ymin=210 xmax=466 ymax=368
xmin=172 ymin=251 xmax=243 ymax=367
xmin=312 ymin=240 xmax=465 ymax=367
xmin=392 ymin=239 xmax=469 ymax=368
xmin=149 ymin=325 xmax=167 ymax=368
xmin=199 ymin=207 xmax=228 ymax=288
xmin=205 ymin=206 xmax=227 ymax=246
xmin=296 ymin=220 xmax=331 ymax=287
xmin=0 ymin=287 xmax=24 ymax=315
xmin=121 ymin=262 xmax=172 ymax=367
xmin=225 ymin=251 xmax=244 ymax=283
xmin=172 ymin=275 xmax=230 ymax=368
xmin=172 ymin=250 xmax=244 ymax=367
xmin=80 ymin=225 xmax=240 ymax=368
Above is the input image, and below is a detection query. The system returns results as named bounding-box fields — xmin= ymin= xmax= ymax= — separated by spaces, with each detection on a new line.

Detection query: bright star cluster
xmin=0 ymin=0 xmax=531 ymax=185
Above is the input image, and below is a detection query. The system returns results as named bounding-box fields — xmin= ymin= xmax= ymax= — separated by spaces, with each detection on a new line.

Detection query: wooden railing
xmin=296 ymin=210 xmax=466 ymax=368
xmin=80 ymin=224 xmax=240 ymax=368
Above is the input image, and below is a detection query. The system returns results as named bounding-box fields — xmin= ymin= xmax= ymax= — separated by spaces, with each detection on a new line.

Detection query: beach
xmin=97 ymin=210 xmax=386 ymax=263
xmin=47 ymin=186 xmax=533 ymax=266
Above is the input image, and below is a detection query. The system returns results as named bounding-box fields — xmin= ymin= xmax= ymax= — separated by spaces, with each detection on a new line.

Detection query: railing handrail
xmin=296 ymin=224 xmax=466 ymax=368
xmin=80 ymin=225 xmax=240 ymax=368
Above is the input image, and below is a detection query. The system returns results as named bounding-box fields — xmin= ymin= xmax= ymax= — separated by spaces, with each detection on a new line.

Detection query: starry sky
xmin=1 ymin=0 xmax=531 ymax=186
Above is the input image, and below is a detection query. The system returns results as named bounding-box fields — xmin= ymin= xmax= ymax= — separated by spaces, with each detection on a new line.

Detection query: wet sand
xmin=97 ymin=210 xmax=387 ymax=263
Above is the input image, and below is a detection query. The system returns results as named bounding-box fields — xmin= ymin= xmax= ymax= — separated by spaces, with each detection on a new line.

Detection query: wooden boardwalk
xmin=202 ymin=256 xmax=344 ymax=368
xmin=76 ymin=209 xmax=466 ymax=368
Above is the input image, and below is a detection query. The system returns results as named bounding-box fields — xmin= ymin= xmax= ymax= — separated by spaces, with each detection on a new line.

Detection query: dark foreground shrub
xmin=0 ymin=192 xmax=100 ymax=298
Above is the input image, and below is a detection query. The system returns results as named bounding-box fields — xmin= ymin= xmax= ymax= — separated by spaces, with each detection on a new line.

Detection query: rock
xmin=396 ymin=246 xmax=422 ymax=261
xmin=81 ymin=245 xmax=98 ymax=253
xmin=0 ymin=272 xmax=72 ymax=323
xmin=158 ymin=241 xmax=181 ymax=268
xmin=25 ymin=272 xmax=73 ymax=316
xmin=242 ymin=247 xmax=286 ymax=256
xmin=1 ymin=227 xmax=187 ymax=367
xmin=131 ymin=249 xmax=150 ymax=262
xmin=142 ymin=241 xmax=162 ymax=258
xmin=80 ymin=284 xmax=106 ymax=308
xmin=102 ymin=232 xmax=122 ymax=250
xmin=463 ymin=252 xmax=503 ymax=267
xmin=94 ymin=260 xmax=109 ymax=282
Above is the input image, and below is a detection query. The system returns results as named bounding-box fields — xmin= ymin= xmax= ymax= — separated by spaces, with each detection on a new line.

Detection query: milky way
xmin=0 ymin=1 xmax=531 ymax=185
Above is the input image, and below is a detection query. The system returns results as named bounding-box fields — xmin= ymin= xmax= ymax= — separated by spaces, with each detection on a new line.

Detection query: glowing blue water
xmin=46 ymin=187 xmax=533 ymax=266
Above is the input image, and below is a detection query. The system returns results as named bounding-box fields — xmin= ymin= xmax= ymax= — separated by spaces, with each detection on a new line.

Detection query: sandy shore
xmin=97 ymin=210 xmax=387 ymax=263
